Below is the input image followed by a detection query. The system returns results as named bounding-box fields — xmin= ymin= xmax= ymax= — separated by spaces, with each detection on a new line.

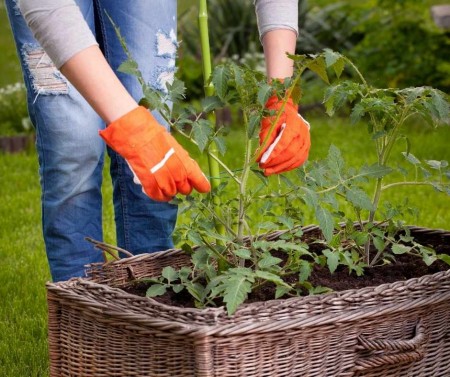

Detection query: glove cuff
xmin=265 ymin=94 xmax=296 ymax=110
xmin=99 ymin=106 xmax=165 ymax=154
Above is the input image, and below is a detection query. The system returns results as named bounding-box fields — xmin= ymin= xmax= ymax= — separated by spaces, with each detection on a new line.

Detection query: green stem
xmin=238 ymin=133 xmax=253 ymax=244
xmin=199 ymin=0 xmax=213 ymax=98
xmin=199 ymin=0 xmax=227 ymax=271
xmin=369 ymin=177 xmax=383 ymax=224
xmin=198 ymin=201 xmax=237 ymax=238
xmin=382 ymin=181 xmax=448 ymax=191
xmin=378 ymin=105 xmax=412 ymax=168
xmin=381 ymin=127 xmax=400 ymax=166
xmin=200 ymin=237 xmax=234 ymax=267
xmin=207 ymin=151 xmax=241 ymax=185
xmin=364 ymin=108 xmax=409 ymax=264
xmin=369 ymin=236 xmax=393 ymax=268
xmin=368 ymin=118 xmax=405 ymax=223
xmin=364 ymin=164 xmax=384 ymax=264
xmin=345 ymin=57 xmax=368 ymax=87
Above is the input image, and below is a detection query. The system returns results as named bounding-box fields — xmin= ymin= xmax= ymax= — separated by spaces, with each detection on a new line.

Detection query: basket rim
xmin=47 ymin=224 xmax=450 ymax=335
xmin=48 ymin=272 xmax=450 ymax=336
xmin=84 ymin=223 xmax=450 ymax=270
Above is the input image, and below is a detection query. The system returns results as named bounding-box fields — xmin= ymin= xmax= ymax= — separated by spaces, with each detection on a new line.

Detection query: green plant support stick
xmin=198 ymin=0 xmax=213 ymax=98
xmin=198 ymin=0 xmax=227 ymax=270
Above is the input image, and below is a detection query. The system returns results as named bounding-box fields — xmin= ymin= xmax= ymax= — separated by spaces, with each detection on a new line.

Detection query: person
xmin=6 ymin=0 xmax=310 ymax=282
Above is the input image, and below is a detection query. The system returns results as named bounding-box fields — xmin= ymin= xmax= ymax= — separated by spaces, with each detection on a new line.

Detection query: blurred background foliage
xmin=177 ymin=0 xmax=450 ymax=104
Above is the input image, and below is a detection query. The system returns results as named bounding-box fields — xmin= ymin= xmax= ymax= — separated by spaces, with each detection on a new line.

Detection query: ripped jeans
xmin=5 ymin=0 xmax=179 ymax=282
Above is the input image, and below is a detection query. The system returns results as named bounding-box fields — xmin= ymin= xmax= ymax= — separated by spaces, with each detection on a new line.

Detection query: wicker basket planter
xmin=46 ymin=225 xmax=450 ymax=377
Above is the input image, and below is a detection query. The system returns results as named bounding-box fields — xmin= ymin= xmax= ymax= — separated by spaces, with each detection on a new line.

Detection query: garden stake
xmin=198 ymin=0 xmax=228 ymax=271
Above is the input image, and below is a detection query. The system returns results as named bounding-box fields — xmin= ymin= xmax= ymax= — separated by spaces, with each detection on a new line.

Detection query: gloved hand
xmin=99 ymin=106 xmax=210 ymax=202
xmin=256 ymin=95 xmax=311 ymax=176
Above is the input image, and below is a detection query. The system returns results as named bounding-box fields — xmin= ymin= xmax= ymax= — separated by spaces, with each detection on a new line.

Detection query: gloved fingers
xmin=168 ymin=141 xmax=210 ymax=195
xmin=259 ymin=112 xmax=310 ymax=167
xmin=137 ymin=170 xmax=173 ymax=202
xmin=260 ymin=135 xmax=309 ymax=169
xmin=258 ymin=105 xmax=304 ymax=163
xmin=150 ymin=146 xmax=210 ymax=198
xmin=147 ymin=138 xmax=209 ymax=198
xmin=151 ymin=162 xmax=178 ymax=199
xmin=262 ymin=143 xmax=310 ymax=176
xmin=139 ymin=133 xmax=183 ymax=199
xmin=184 ymin=158 xmax=211 ymax=194
xmin=258 ymin=123 xmax=302 ymax=168
xmin=142 ymin=184 xmax=173 ymax=202
xmin=259 ymin=122 xmax=310 ymax=175
xmin=175 ymin=175 xmax=193 ymax=196
xmin=164 ymin=154 xmax=193 ymax=196
xmin=128 ymin=139 xmax=175 ymax=200
xmin=123 ymin=156 xmax=171 ymax=201
xmin=141 ymin=159 xmax=191 ymax=201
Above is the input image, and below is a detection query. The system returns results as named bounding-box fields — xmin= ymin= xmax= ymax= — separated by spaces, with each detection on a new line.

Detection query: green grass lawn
xmin=1 ymin=115 xmax=449 ymax=376
xmin=0 ymin=151 xmax=115 ymax=377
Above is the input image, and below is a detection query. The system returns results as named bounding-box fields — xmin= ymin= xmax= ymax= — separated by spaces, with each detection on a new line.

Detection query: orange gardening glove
xmin=99 ymin=106 xmax=210 ymax=202
xmin=256 ymin=95 xmax=311 ymax=176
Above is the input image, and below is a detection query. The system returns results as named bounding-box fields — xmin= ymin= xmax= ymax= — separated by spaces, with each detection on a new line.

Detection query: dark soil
xmin=122 ymin=229 xmax=450 ymax=309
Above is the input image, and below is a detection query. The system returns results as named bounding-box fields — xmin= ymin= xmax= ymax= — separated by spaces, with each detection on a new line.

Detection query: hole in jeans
xmin=155 ymin=29 xmax=178 ymax=58
xmin=153 ymin=29 xmax=178 ymax=92
xmin=22 ymin=44 xmax=69 ymax=96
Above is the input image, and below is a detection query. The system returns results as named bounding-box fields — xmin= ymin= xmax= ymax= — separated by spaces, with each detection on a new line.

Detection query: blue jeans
xmin=5 ymin=0 xmax=179 ymax=282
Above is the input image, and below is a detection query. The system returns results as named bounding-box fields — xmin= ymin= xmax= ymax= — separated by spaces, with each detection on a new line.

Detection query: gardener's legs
xmin=5 ymin=0 xmax=104 ymax=282
xmin=94 ymin=0 xmax=178 ymax=254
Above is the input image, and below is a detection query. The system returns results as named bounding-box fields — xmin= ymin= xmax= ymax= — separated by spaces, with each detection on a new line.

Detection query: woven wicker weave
xmin=47 ymin=225 xmax=450 ymax=377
